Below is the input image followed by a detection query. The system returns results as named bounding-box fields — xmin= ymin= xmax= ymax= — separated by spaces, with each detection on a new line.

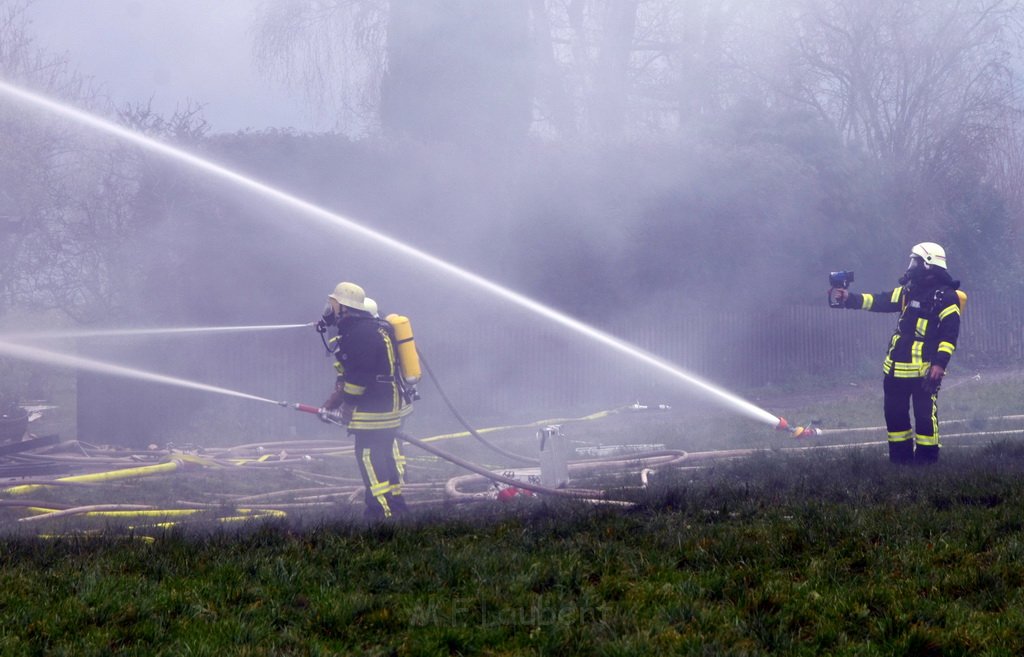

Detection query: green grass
xmin=2 ymin=370 xmax=1024 ymax=655
xmin=4 ymin=445 xmax=1024 ymax=655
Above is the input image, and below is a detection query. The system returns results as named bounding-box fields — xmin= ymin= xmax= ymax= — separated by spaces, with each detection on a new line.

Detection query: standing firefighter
xmin=830 ymin=243 xmax=963 ymax=464
xmin=318 ymin=281 xmax=413 ymax=518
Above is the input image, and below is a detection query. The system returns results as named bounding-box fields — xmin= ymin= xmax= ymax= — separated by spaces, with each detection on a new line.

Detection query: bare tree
xmin=256 ymin=0 xmax=539 ymax=144
xmin=532 ymin=0 xmax=763 ymax=138
xmin=528 ymin=0 xmax=578 ymax=138
xmin=757 ymin=1 xmax=1023 ymax=177
xmin=539 ymin=0 xmax=643 ymax=137
xmin=253 ymin=0 xmax=389 ymax=135
xmin=18 ymin=103 xmax=210 ymax=324
xmin=0 ymin=0 xmax=97 ymax=316
xmin=1 ymin=1 xmax=216 ymax=323
xmin=251 ymin=1 xmax=764 ymax=139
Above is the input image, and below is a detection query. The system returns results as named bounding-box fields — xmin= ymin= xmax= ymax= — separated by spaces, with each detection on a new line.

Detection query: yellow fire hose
xmin=9 ymin=397 xmax=1018 ymax=534
xmin=21 ymin=505 xmax=286 ymax=524
xmin=4 ymin=459 xmax=185 ymax=496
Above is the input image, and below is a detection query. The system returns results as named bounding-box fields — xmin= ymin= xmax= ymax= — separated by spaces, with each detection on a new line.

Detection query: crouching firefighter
xmin=829 ymin=242 xmax=963 ymax=465
xmin=317 ymin=281 xmax=414 ymax=519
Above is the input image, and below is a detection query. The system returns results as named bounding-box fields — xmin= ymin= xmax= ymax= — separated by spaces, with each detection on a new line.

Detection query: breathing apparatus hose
xmin=418 ymin=350 xmax=539 ymax=466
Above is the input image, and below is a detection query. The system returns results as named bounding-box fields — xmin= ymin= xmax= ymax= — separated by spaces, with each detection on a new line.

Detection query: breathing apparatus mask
xmin=315 ymin=299 xmax=342 ymax=334
xmin=899 ymin=255 xmax=927 ymax=286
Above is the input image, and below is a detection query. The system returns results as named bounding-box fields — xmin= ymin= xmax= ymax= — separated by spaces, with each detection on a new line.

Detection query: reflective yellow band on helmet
xmin=343 ymin=382 xmax=366 ymax=395
xmin=938 ymin=304 xmax=960 ymax=320
xmin=888 ymin=429 xmax=914 ymax=442
xmin=890 ymin=288 xmax=902 ymax=304
xmin=938 ymin=341 xmax=955 ymax=355
xmin=861 ymin=293 xmax=874 ymax=310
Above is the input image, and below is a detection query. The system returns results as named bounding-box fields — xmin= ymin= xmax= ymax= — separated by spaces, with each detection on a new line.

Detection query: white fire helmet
xmin=327 ymin=281 xmax=366 ymax=311
xmin=910 ymin=242 xmax=947 ymax=270
xmin=363 ymin=297 xmax=379 ymax=318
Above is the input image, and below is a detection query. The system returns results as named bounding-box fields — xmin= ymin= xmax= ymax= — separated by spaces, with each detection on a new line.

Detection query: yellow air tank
xmin=956 ymin=289 xmax=968 ymax=311
xmin=385 ymin=313 xmax=422 ymax=384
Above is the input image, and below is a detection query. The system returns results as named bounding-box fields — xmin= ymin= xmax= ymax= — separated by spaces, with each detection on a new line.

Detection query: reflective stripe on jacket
xmin=845 ymin=274 xmax=961 ymax=378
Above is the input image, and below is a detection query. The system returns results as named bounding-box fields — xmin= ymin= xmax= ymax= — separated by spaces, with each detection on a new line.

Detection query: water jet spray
xmin=0 ymin=339 xmax=279 ymax=406
xmin=0 ymin=80 xmax=783 ymax=431
xmin=0 ymin=323 xmax=312 ymax=341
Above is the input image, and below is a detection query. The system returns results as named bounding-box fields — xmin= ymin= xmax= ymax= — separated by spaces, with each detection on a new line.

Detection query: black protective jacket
xmin=331 ymin=314 xmax=412 ymax=430
xmin=844 ymin=269 xmax=962 ymax=377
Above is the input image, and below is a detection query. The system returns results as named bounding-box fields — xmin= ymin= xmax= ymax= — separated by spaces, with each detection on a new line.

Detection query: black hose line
xmin=397 ymin=431 xmax=609 ymax=500
xmin=418 ymin=350 xmax=539 ymax=465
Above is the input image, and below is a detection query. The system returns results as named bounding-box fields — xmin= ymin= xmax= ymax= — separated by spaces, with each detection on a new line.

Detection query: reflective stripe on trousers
xmin=882 ymin=376 xmax=940 ymax=447
xmin=353 ymin=430 xmax=406 ymax=519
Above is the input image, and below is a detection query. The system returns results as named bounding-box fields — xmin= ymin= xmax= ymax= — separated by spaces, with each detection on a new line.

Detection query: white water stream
xmin=0 ymin=80 xmax=780 ymax=427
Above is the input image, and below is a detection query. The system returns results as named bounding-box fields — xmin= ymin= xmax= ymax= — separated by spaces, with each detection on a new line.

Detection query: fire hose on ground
xmin=286 ymin=400 xmax=640 ymax=502
xmin=3 ymin=359 xmax=1019 ymax=530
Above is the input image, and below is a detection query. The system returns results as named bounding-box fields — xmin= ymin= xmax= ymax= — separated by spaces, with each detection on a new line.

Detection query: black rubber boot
xmin=914 ymin=444 xmax=940 ymax=465
xmin=389 ymin=494 xmax=409 ymax=517
xmin=888 ymin=440 xmax=915 ymax=465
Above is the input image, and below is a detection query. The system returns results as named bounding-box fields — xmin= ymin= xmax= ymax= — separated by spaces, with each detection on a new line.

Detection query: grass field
xmin=1 ymin=369 xmax=1023 ymax=655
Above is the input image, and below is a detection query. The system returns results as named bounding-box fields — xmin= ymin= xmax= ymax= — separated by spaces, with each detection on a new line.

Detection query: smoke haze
xmin=2 ymin=1 xmax=1021 ymax=448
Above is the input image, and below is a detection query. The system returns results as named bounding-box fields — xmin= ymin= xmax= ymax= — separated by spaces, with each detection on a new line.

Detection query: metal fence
xmin=413 ymin=291 xmax=1021 ymax=417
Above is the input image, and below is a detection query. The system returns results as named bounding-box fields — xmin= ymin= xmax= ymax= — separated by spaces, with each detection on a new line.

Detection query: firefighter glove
xmin=921 ymin=365 xmax=945 ymax=394
xmin=828 ymin=287 xmax=849 ymax=307
xmin=340 ymin=403 xmax=355 ymax=426
xmin=318 ymin=408 xmax=341 ymax=424
xmin=315 ymin=319 xmax=328 ymax=334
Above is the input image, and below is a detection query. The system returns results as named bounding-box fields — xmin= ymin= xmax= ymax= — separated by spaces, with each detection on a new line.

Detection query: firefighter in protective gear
xmin=319 ymin=281 xmax=412 ymax=518
xmin=319 ymin=296 xmax=382 ymax=375
xmin=830 ymin=243 xmax=962 ymax=464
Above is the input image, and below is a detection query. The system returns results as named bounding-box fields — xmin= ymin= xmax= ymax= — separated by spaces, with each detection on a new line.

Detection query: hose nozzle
xmin=775 ymin=416 xmax=821 ymax=437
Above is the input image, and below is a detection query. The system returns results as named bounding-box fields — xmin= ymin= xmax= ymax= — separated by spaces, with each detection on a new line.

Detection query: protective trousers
xmin=883 ymin=375 xmax=940 ymax=465
xmin=352 ymin=429 xmax=408 ymax=519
